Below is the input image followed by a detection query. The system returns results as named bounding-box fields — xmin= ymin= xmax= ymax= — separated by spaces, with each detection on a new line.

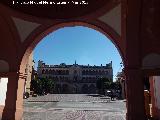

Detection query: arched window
xmin=93 ymin=70 xmax=95 ymax=75
xmin=102 ymin=70 xmax=105 ymax=75
xmin=62 ymin=70 xmax=64 ymax=75
xmin=66 ymin=70 xmax=69 ymax=75
xmin=86 ymin=70 xmax=88 ymax=75
xmin=55 ymin=70 xmax=58 ymax=75
xmin=82 ymin=70 xmax=85 ymax=75
xmin=56 ymin=76 xmax=59 ymax=80
xmin=96 ymin=70 xmax=98 ymax=75
xmin=49 ymin=69 xmax=52 ymax=74
xmin=74 ymin=70 xmax=77 ymax=74
xmin=42 ymin=69 xmax=45 ymax=74
xmin=45 ymin=69 xmax=48 ymax=74
xmin=58 ymin=70 xmax=61 ymax=74
xmin=52 ymin=70 xmax=55 ymax=75
xmin=105 ymin=71 xmax=108 ymax=75
xmin=98 ymin=70 xmax=100 ymax=75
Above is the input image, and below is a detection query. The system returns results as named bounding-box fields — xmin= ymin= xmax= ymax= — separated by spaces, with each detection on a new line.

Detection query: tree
xmin=30 ymin=77 xmax=55 ymax=95
xmin=30 ymin=77 xmax=41 ymax=95
xmin=96 ymin=77 xmax=112 ymax=95
xmin=103 ymin=78 xmax=112 ymax=89
xmin=46 ymin=78 xmax=55 ymax=93
xmin=110 ymin=81 xmax=121 ymax=90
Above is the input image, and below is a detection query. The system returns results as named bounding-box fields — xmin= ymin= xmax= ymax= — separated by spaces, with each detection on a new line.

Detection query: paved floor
xmin=23 ymin=94 xmax=126 ymax=120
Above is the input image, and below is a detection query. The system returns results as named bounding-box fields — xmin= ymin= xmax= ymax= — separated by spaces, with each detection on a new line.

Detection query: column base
xmin=126 ymin=112 xmax=146 ymax=120
xmin=2 ymin=108 xmax=23 ymax=120
xmin=0 ymin=105 xmax=4 ymax=119
xmin=15 ymin=108 xmax=23 ymax=120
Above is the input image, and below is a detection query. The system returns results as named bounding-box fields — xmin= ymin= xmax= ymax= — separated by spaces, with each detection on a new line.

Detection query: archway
xmin=4 ymin=21 xmax=125 ymax=120
xmin=21 ymin=22 xmax=124 ymax=119
xmin=18 ymin=21 xmax=124 ymax=74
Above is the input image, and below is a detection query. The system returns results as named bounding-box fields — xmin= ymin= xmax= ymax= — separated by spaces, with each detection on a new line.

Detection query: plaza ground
xmin=23 ymin=94 xmax=126 ymax=120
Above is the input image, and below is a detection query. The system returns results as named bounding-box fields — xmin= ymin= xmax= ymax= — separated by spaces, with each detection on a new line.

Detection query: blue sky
xmin=33 ymin=26 xmax=123 ymax=81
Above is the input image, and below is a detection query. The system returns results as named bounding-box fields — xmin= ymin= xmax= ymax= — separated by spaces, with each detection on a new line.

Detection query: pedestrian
xmin=111 ymin=90 xmax=114 ymax=100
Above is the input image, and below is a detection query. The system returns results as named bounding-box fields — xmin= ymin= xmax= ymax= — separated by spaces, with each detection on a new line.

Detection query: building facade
xmin=116 ymin=70 xmax=126 ymax=99
xmin=37 ymin=60 xmax=113 ymax=94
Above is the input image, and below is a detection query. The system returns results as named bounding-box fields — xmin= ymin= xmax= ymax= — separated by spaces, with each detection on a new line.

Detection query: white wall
xmin=153 ymin=76 xmax=160 ymax=109
xmin=0 ymin=78 xmax=8 ymax=106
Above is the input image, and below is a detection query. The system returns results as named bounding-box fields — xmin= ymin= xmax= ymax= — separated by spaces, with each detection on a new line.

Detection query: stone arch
xmin=142 ymin=53 xmax=160 ymax=69
xmin=16 ymin=20 xmax=125 ymax=118
xmin=18 ymin=21 xmax=125 ymax=74
xmin=0 ymin=60 xmax=9 ymax=72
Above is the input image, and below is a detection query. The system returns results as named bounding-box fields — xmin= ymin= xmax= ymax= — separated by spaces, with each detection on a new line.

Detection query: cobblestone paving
xmin=23 ymin=94 xmax=126 ymax=120
xmin=25 ymin=94 xmax=111 ymax=102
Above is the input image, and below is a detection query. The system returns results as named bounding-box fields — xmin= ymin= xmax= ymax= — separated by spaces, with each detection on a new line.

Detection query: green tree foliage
xmin=31 ymin=77 xmax=55 ymax=95
xmin=30 ymin=77 xmax=39 ymax=93
xmin=103 ymin=78 xmax=112 ymax=89
xmin=96 ymin=77 xmax=112 ymax=94
xmin=47 ymin=78 xmax=54 ymax=93
xmin=96 ymin=77 xmax=122 ymax=95
xmin=110 ymin=81 xmax=121 ymax=90
xmin=96 ymin=77 xmax=112 ymax=89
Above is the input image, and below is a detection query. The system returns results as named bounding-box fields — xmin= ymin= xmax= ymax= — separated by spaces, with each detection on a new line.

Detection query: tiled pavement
xmin=25 ymin=94 xmax=111 ymax=102
xmin=23 ymin=94 xmax=126 ymax=120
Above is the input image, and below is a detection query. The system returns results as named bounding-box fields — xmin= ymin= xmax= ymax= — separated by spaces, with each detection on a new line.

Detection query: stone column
xmin=2 ymin=72 xmax=26 ymax=120
xmin=15 ymin=73 xmax=26 ymax=120
xmin=2 ymin=72 xmax=19 ymax=120
xmin=125 ymin=68 xmax=146 ymax=120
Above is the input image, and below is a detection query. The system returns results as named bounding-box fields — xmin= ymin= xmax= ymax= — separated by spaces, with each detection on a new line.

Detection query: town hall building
xmin=37 ymin=60 xmax=113 ymax=94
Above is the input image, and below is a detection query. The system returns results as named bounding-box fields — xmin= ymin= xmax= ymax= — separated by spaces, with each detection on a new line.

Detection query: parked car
xmin=32 ymin=93 xmax=37 ymax=97
xmin=105 ymin=90 xmax=116 ymax=100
